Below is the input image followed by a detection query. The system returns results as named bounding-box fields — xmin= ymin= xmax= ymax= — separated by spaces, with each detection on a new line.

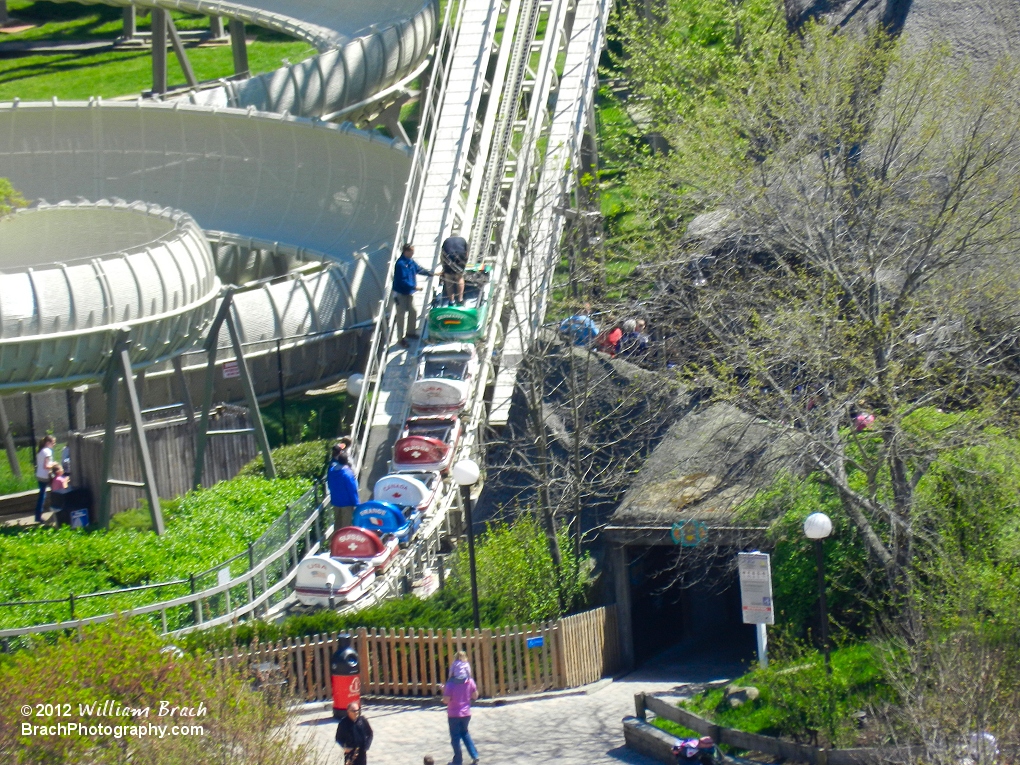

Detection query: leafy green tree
xmin=0 ymin=178 xmax=26 ymax=216
xmin=617 ymin=24 xmax=1020 ymax=595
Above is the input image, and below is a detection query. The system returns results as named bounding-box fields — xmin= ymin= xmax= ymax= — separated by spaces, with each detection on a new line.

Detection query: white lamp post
xmin=803 ymin=512 xmax=833 ymax=673
xmin=452 ymin=458 xmax=481 ymax=630
xmin=345 ymin=374 xmax=364 ymax=398
xmin=341 ymin=374 xmax=364 ymax=435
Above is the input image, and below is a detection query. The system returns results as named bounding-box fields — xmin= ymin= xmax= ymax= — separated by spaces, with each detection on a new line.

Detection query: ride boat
xmin=329 ymin=526 xmax=400 ymax=572
xmin=294 ymin=555 xmax=375 ymax=607
xmin=353 ymin=500 xmax=423 ymax=545
xmin=391 ymin=414 xmax=462 ymax=473
xmin=410 ymin=342 xmax=479 ymax=414
xmin=374 ymin=471 xmax=442 ymax=514
xmin=427 ymin=265 xmax=491 ymax=341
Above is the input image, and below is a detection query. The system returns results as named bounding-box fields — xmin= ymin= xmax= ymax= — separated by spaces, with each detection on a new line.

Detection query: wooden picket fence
xmin=212 ymin=605 xmax=619 ymax=701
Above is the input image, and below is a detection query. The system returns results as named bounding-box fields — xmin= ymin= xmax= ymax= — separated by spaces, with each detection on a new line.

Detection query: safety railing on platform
xmin=0 ymin=483 xmax=328 ymax=646
xmin=210 ymin=605 xmax=619 ymax=701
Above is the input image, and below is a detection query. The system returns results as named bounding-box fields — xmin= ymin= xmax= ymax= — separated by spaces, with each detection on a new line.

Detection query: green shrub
xmin=447 ymin=513 xmax=593 ymax=624
xmin=0 ymin=619 xmax=314 ymax=764
xmin=738 ymin=472 xmax=876 ymax=639
xmin=0 ymin=476 xmax=310 ymax=630
xmin=237 ymin=439 xmax=331 ymax=482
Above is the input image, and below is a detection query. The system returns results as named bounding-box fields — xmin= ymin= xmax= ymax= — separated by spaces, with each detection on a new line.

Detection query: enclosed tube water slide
xmin=0 ymin=0 xmax=438 ymax=391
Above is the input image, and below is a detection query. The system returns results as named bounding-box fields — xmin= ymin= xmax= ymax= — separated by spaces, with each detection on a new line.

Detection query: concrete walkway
xmin=293 ymin=637 xmax=752 ymax=765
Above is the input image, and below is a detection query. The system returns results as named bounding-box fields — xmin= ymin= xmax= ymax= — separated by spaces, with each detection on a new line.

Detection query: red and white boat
xmin=329 ymin=526 xmax=400 ymax=572
xmin=294 ymin=555 xmax=375 ymax=608
xmin=410 ymin=343 xmax=479 ymax=414
xmin=373 ymin=470 xmax=442 ymax=515
xmin=391 ymin=415 xmax=462 ymax=473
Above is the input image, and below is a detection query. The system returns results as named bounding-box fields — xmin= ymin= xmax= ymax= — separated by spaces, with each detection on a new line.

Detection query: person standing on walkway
xmin=440 ymin=235 xmax=468 ymax=305
xmin=443 ymin=650 xmax=480 ymax=765
xmin=392 ymin=244 xmax=434 ymax=347
xmin=327 ymin=447 xmax=360 ymax=535
xmin=34 ymin=435 xmax=56 ymax=523
xmin=336 ymin=701 xmax=373 ymax=765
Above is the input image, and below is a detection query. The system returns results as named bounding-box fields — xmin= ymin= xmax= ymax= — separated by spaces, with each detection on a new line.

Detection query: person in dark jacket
xmin=327 ymin=448 xmax=360 ymax=535
xmin=392 ymin=244 xmax=434 ymax=347
xmin=336 ymin=701 xmax=373 ymax=765
xmin=440 ymin=235 xmax=468 ymax=305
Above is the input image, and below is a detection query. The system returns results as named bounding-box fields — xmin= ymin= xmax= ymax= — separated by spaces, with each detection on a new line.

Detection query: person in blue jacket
xmin=392 ymin=244 xmax=434 ymax=347
xmin=327 ymin=446 xmax=360 ymax=537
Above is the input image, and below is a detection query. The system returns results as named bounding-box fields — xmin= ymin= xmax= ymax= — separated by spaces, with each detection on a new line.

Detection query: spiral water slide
xmin=0 ymin=0 xmax=438 ymax=391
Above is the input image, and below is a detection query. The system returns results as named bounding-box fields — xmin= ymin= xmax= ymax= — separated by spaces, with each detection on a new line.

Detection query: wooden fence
xmin=560 ymin=603 xmax=620 ymax=688
xmin=212 ymin=605 xmax=619 ymax=702
xmin=69 ymin=404 xmax=257 ymax=516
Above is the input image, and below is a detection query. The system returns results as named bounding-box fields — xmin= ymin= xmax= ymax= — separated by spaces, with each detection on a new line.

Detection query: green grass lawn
xmin=0 ymin=446 xmax=38 ymax=496
xmin=651 ymin=644 xmax=895 ymax=749
xmin=0 ymin=1 xmax=316 ymax=101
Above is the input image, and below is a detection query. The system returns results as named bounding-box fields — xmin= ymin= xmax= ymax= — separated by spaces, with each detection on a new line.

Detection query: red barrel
xmin=331 ymin=633 xmax=361 ymax=719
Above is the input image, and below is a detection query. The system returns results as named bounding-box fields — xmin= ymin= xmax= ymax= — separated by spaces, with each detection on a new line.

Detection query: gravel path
xmin=292 ymin=637 xmax=751 ymax=765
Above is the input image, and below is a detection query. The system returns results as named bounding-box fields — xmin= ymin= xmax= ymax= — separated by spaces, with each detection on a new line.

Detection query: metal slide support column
xmin=166 ymin=14 xmax=198 ymax=88
xmin=193 ymin=295 xmax=232 ymax=490
xmin=171 ymin=356 xmax=195 ymax=424
xmin=118 ymin=345 xmax=165 ymax=535
xmin=611 ymin=543 xmax=635 ymax=670
xmin=97 ymin=339 xmax=123 ymax=530
xmin=122 ymin=7 xmax=136 ymax=40
xmin=0 ymin=398 xmax=21 ymax=480
xmin=151 ymin=8 xmax=168 ymax=95
xmin=209 ymin=15 xmax=225 ymax=39
xmin=224 ymin=308 xmax=276 ymax=479
xmin=228 ymin=18 xmax=249 ymax=78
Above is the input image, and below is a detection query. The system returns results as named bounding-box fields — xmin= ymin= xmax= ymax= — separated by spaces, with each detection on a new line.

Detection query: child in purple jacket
xmin=442 ymin=651 xmax=480 ymax=765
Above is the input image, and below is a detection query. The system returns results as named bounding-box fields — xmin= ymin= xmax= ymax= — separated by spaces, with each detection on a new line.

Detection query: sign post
xmin=737 ymin=552 xmax=774 ymax=668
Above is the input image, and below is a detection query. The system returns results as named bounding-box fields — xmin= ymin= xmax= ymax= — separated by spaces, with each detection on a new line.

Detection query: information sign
xmin=222 ymin=360 xmax=240 ymax=379
xmin=526 ymin=636 xmax=544 ymax=649
xmin=737 ymin=552 xmax=774 ymax=625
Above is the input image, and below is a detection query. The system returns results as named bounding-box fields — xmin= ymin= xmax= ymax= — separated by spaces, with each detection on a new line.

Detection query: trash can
xmin=330 ymin=633 xmax=361 ymax=719
xmin=51 ymin=487 xmax=93 ymax=528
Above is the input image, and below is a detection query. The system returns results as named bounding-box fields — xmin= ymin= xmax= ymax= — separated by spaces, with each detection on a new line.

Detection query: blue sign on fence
xmin=526 ymin=636 xmax=544 ymax=649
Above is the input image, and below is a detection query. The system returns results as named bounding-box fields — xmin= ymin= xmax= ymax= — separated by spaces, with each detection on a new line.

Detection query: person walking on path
xmin=327 ymin=447 xmax=360 ymax=535
xmin=440 ymin=235 xmax=468 ymax=305
xmin=443 ymin=651 xmax=480 ymax=765
xmin=392 ymin=244 xmax=434 ymax=347
xmin=336 ymin=701 xmax=373 ymax=765
xmin=34 ymin=435 xmax=56 ymax=523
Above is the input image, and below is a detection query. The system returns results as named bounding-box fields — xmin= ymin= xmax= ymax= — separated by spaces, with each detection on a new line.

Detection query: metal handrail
xmin=350 ymin=0 xmax=462 ymax=475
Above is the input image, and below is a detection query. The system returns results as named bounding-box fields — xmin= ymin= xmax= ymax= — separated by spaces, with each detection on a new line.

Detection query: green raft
xmin=427 ymin=265 xmax=492 ymax=341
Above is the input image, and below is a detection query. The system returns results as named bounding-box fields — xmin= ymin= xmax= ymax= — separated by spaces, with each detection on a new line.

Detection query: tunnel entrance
xmin=627 ymin=545 xmax=756 ymax=665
